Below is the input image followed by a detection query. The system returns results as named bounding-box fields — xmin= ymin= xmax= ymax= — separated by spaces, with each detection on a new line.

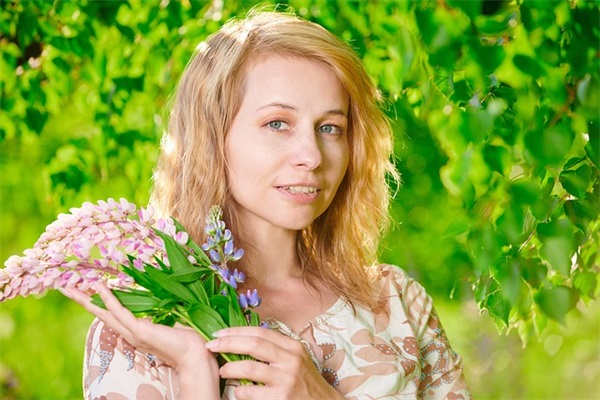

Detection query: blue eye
xmin=318 ymin=124 xmax=342 ymax=135
xmin=267 ymin=120 xmax=289 ymax=130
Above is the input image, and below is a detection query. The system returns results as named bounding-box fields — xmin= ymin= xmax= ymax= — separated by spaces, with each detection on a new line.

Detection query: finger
xmin=206 ymin=334 xmax=306 ymax=365
xmin=61 ymin=286 xmax=112 ymax=317
xmin=219 ymin=359 xmax=277 ymax=386
xmin=233 ymin=383 xmax=282 ymax=400
xmin=94 ymin=282 xmax=138 ymax=323
xmin=214 ymin=326 xmax=293 ymax=348
xmin=62 ymin=284 xmax=134 ymax=339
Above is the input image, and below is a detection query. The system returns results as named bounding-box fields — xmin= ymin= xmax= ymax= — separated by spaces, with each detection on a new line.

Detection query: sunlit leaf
xmin=573 ymin=270 xmax=598 ymax=300
xmin=564 ymin=196 xmax=600 ymax=233
xmin=537 ymin=219 xmax=577 ymax=275
xmin=534 ymin=286 xmax=579 ymax=323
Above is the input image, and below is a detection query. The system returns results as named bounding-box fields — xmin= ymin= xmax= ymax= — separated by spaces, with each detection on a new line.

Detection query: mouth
xmin=279 ymin=186 xmax=320 ymax=194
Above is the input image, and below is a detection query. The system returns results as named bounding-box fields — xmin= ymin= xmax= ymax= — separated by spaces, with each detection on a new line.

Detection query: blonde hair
xmin=150 ymin=12 xmax=398 ymax=309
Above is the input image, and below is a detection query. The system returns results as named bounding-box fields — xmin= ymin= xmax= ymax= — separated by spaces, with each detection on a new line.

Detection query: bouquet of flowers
xmin=0 ymin=198 xmax=261 ymax=374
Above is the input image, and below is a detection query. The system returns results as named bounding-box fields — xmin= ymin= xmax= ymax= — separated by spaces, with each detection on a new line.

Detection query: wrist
xmin=176 ymin=355 xmax=220 ymax=399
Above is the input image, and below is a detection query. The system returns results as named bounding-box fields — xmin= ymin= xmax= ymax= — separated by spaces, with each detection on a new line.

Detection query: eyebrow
xmin=256 ymin=102 xmax=348 ymax=117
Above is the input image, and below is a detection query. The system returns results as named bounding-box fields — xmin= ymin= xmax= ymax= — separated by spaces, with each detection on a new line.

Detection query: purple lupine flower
xmin=238 ymin=289 xmax=261 ymax=309
xmin=227 ymin=276 xmax=238 ymax=289
xmin=239 ymin=293 xmax=249 ymax=309
xmin=224 ymin=240 xmax=234 ymax=256
xmin=247 ymin=289 xmax=261 ymax=307
xmin=1 ymin=199 xmax=264 ymax=353
xmin=232 ymin=269 xmax=245 ymax=283
xmin=209 ymin=249 xmax=221 ymax=263
xmin=218 ymin=268 xmax=230 ymax=281
xmin=231 ymin=248 xmax=244 ymax=262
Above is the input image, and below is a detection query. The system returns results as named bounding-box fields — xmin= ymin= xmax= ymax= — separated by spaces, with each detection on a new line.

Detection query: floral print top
xmin=83 ymin=264 xmax=471 ymax=399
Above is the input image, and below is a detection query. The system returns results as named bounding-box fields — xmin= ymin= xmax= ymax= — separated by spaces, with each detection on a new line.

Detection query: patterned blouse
xmin=83 ymin=264 xmax=471 ymax=399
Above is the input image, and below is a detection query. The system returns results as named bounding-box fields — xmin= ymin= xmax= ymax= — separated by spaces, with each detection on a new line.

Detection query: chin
xmin=276 ymin=212 xmax=321 ymax=231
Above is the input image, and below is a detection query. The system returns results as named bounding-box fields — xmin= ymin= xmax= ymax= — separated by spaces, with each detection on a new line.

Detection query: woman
xmin=64 ymin=11 xmax=471 ymax=399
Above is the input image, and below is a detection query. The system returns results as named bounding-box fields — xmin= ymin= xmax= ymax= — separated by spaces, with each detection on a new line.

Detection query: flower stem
xmin=172 ymin=306 xmax=254 ymax=385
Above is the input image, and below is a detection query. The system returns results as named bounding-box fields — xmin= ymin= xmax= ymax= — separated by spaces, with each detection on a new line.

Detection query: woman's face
xmin=225 ymin=55 xmax=350 ymax=234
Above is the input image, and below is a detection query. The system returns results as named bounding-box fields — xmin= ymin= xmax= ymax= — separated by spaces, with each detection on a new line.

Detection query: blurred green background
xmin=1 ymin=0 xmax=599 ymax=398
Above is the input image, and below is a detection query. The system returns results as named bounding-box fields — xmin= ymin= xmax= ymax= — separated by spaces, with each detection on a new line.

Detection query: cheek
xmin=336 ymin=145 xmax=351 ymax=181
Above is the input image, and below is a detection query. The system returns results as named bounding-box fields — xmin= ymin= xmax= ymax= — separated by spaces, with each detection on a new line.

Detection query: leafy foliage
xmin=0 ymin=0 xmax=598 ymax=397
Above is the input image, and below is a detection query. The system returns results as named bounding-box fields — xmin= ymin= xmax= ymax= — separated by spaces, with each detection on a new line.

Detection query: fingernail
xmin=212 ymin=329 xmax=225 ymax=337
xmin=58 ymin=287 xmax=73 ymax=299
xmin=205 ymin=340 xmax=217 ymax=349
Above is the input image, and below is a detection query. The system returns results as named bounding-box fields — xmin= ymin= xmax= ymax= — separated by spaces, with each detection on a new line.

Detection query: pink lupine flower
xmin=0 ymin=198 xmax=185 ymax=300
xmin=0 ymin=199 xmax=263 ymax=380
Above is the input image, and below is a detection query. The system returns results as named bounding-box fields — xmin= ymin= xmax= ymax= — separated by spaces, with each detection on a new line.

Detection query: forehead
xmin=239 ymin=54 xmax=349 ymax=110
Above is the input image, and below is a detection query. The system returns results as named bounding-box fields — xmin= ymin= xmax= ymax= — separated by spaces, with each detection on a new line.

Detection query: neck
xmin=236 ymin=224 xmax=303 ymax=288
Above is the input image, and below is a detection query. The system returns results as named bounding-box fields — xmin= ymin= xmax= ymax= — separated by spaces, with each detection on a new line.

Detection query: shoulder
xmin=370 ymin=264 xmax=434 ymax=336
xmin=374 ymin=264 xmax=430 ymax=304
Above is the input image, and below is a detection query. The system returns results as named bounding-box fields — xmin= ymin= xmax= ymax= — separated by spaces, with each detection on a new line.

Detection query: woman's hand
xmin=205 ymin=326 xmax=344 ymax=400
xmin=61 ymin=282 xmax=220 ymax=399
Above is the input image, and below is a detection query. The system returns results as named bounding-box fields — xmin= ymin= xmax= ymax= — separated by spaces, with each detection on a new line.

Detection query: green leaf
xmin=124 ymin=262 xmax=198 ymax=304
xmin=121 ymin=263 xmax=175 ymax=300
xmin=442 ymin=219 xmax=470 ymax=238
xmin=225 ymin=286 xmax=247 ymax=327
xmin=448 ymin=0 xmax=481 ymax=20
xmin=483 ymin=144 xmax=510 ymax=175
xmin=486 ymin=290 xmax=512 ymax=326
xmin=247 ymin=310 xmax=261 ymax=327
xmin=450 ymin=80 xmax=473 ymax=104
xmin=91 ymin=290 xmax=161 ymax=313
xmin=559 ymin=164 xmax=592 ymax=199
xmin=113 ymin=75 xmax=145 ymax=92
xmin=25 ymin=108 xmax=48 ymax=135
xmin=187 ymin=303 xmax=228 ymax=336
xmin=520 ymin=257 xmax=547 ymax=289
xmin=576 ymin=74 xmax=600 ymax=118
xmin=202 ymin=273 xmax=217 ymax=296
xmin=573 ymin=270 xmax=598 ymax=299
xmin=153 ymin=313 xmax=176 ymax=327
xmin=493 ymin=257 xmax=522 ymax=305
xmin=112 ymin=290 xmax=162 ymax=313
xmin=537 ymin=219 xmax=576 ymax=275
xmin=157 ymin=297 xmax=180 ymax=309
xmin=585 ymin=137 xmax=599 ymax=169
xmin=564 ymin=197 xmax=599 ymax=233
xmin=513 ymin=54 xmax=545 ymax=78
xmin=509 ymin=179 xmax=540 ymax=205
xmin=169 ymin=267 xmax=207 ymax=283
xmin=496 ymin=203 xmax=525 ymax=245
xmin=534 ymin=286 xmax=579 ymax=323
xmin=186 ymin=279 xmax=211 ymax=304
xmin=466 ymin=36 xmax=506 ymax=74
xmin=469 ymin=222 xmax=503 ymax=277
xmin=532 ymin=194 xmax=560 ymax=221
xmin=524 ymin=121 xmax=575 ymax=165
xmin=154 ymin=229 xmax=194 ymax=272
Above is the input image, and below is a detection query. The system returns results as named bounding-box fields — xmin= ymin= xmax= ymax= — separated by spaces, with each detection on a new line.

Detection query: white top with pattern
xmin=83 ymin=264 xmax=471 ymax=399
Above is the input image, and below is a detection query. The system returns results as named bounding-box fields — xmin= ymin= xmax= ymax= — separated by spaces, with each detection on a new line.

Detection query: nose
xmin=291 ymin=128 xmax=322 ymax=170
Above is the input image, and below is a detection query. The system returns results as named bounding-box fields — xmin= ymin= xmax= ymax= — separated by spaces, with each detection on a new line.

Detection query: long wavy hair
xmin=150 ymin=12 xmax=398 ymax=309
